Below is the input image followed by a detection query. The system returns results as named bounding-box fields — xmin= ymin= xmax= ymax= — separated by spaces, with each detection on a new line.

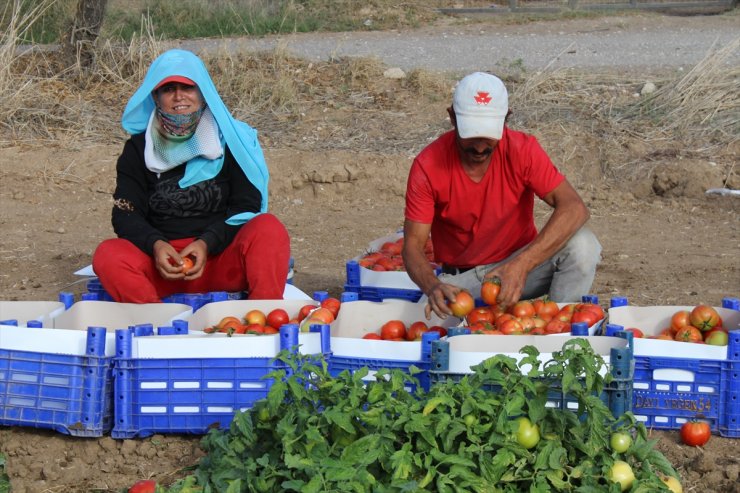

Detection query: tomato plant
xmin=680 ymin=420 xmax=710 ymax=446
xmin=380 ymin=320 xmax=406 ymax=340
xmin=447 ymin=290 xmax=474 ymax=318
xmin=514 ymin=417 xmax=540 ymax=449
xmin=480 ymin=277 xmax=501 ymax=306
xmin=266 ymin=308 xmax=289 ymax=329
xmin=610 ymin=432 xmax=632 ymax=453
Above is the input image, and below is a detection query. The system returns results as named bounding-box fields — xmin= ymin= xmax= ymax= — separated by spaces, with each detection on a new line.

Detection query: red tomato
xmin=245 ymin=323 xmax=265 ymax=334
xmin=307 ymin=307 xmax=335 ymax=324
xmin=467 ymin=307 xmax=494 ymax=325
xmin=298 ymin=304 xmax=317 ymax=321
xmin=427 ymin=325 xmax=447 ymax=337
xmin=216 ymin=316 xmax=241 ymax=330
xmin=499 ymin=318 xmax=524 ymax=335
xmin=469 ymin=320 xmax=495 ymax=333
xmin=674 ymin=326 xmax=703 ymax=343
xmin=533 ymin=298 xmax=559 ymax=321
xmin=129 ymin=479 xmax=157 ymax=493
xmin=680 ymin=420 xmax=711 ymax=446
xmin=576 ymin=302 xmax=605 ymax=320
xmin=447 ymin=290 xmax=475 ymax=318
xmin=266 ymin=309 xmax=290 ymax=329
xmin=380 ymin=320 xmax=407 ymax=340
xmin=625 ymin=327 xmax=644 ymax=338
xmin=406 ymin=321 xmax=429 ymax=341
xmin=320 ymin=297 xmax=341 ymax=317
xmin=545 ymin=319 xmax=570 ymax=334
xmin=480 ymin=277 xmax=501 ymax=306
xmin=362 ymin=333 xmax=382 ymax=340
xmin=670 ymin=310 xmax=691 ymax=331
xmin=380 ymin=241 xmax=402 ymax=256
xmin=509 ymin=301 xmax=535 ymax=318
xmin=262 ymin=325 xmax=279 ymax=335
xmin=689 ymin=305 xmax=720 ymax=332
xmin=554 ymin=304 xmax=575 ymax=323
xmin=571 ymin=310 xmax=600 ymax=327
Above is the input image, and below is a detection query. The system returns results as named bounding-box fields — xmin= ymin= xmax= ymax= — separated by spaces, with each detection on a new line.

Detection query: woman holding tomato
xmin=403 ymin=72 xmax=601 ymax=318
xmin=92 ymin=49 xmax=290 ymax=302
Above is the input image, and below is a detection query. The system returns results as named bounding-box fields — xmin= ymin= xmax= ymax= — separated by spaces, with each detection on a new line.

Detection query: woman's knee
xmin=239 ymin=213 xmax=289 ymax=244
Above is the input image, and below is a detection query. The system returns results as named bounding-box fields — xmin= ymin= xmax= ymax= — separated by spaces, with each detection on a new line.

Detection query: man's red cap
xmin=154 ymin=75 xmax=196 ymax=90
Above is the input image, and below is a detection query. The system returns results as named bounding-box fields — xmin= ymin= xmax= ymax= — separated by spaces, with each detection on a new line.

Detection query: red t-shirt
xmin=404 ymin=128 xmax=564 ymax=267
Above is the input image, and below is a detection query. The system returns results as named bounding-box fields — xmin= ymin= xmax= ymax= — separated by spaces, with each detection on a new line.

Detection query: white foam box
xmin=184 ymin=299 xmax=320 ymax=332
xmin=330 ymin=300 xmax=461 ymax=361
xmin=608 ymin=305 xmax=740 ymax=360
xmin=0 ymin=300 xmax=67 ymax=327
xmin=350 ymin=231 xmax=419 ymax=290
xmin=439 ymin=334 xmax=627 ymax=375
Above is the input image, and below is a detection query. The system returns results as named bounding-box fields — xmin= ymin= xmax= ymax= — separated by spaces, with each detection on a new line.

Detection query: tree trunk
xmin=63 ymin=0 xmax=108 ymax=70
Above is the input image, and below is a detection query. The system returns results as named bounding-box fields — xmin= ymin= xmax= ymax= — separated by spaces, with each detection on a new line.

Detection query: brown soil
xmin=1 ymin=12 xmax=739 ymax=493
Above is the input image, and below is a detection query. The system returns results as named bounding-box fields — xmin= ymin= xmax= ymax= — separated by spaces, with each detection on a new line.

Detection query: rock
xmin=640 ymin=81 xmax=656 ymax=95
xmin=383 ymin=67 xmax=406 ymax=79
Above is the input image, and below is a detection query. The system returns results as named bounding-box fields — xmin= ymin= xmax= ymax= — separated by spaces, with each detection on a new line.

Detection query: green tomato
xmin=515 ymin=417 xmax=540 ymax=449
xmin=609 ymin=460 xmax=635 ymax=492
xmin=463 ymin=414 xmax=477 ymax=427
xmin=610 ymin=432 xmax=632 ymax=453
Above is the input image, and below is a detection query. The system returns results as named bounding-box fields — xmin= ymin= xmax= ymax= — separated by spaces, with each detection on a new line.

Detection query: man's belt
xmin=440 ymin=265 xmax=475 ymax=275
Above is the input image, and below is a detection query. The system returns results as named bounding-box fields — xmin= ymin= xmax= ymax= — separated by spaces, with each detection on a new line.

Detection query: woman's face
xmin=154 ymin=82 xmax=203 ymax=114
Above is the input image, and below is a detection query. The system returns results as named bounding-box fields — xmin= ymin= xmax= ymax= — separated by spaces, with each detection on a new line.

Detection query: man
xmin=402 ymin=72 xmax=601 ymax=319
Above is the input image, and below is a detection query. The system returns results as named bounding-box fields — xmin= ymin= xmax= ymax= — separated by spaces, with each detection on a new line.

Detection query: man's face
xmin=456 ymin=134 xmax=499 ymax=164
xmin=448 ymin=106 xmax=500 ymax=165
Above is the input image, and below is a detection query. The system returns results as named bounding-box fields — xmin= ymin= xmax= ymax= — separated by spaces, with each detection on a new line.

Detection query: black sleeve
xmin=196 ymin=147 xmax=263 ymax=256
xmin=111 ymin=135 xmax=168 ymax=255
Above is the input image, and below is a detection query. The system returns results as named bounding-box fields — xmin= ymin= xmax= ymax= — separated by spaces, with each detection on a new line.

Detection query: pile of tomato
xmin=363 ymin=319 xmax=448 ymax=341
xmin=447 ymin=278 xmax=605 ymax=335
xmin=203 ymin=297 xmax=341 ymax=335
xmin=627 ymin=304 xmax=728 ymax=345
xmin=357 ymin=237 xmax=438 ymax=272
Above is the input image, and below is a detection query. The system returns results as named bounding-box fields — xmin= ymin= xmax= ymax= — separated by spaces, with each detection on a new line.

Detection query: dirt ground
xmin=1 ymin=11 xmax=739 ymax=493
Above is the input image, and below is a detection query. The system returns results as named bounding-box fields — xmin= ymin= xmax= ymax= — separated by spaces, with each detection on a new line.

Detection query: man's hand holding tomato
xmin=483 ymin=256 xmax=530 ymax=309
xmin=425 ymin=280 xmax=462 ymax=319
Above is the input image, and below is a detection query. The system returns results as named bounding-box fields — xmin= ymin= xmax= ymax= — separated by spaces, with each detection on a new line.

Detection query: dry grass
xmin=1 ymin=1 xmax=737 ymax=184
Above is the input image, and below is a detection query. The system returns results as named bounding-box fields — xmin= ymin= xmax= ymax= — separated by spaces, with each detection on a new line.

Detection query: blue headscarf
xmin=121 ymin=49 xmax=268 ymax=225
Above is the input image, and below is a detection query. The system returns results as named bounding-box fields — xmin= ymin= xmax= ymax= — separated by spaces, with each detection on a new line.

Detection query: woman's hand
xmin=178 ymin=239 xmax=207 ymax=280
xmin=153 ymin=240 xmax=185 ymax=280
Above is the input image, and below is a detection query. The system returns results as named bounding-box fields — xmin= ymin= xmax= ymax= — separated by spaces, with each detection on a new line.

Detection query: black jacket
xmin=111 ymin=132 xmax=262 ymax=256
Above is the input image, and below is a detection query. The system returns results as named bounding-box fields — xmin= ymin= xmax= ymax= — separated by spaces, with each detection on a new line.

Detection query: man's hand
xmin=425 ymin=281 xmax=463 ymax=320
xmin=483 ymin=257 xmax=529 ymax=309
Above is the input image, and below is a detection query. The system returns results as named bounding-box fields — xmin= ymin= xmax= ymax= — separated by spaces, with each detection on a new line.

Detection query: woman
xmin=92 ymin=49 xmax=290 ymax=303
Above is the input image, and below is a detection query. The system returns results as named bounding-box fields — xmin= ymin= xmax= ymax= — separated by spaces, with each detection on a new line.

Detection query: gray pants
xmin=433 ymin=227 xmax=602 ymax=303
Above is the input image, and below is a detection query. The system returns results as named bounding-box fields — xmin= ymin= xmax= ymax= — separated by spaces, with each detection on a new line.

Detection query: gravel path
xmin=175 ymin=12 xmax=740 ymax=74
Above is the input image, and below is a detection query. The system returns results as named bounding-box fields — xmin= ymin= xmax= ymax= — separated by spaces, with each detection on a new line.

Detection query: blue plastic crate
xmin=428 ymin=333 xmax=634 ymax=420
xmin=344 ymin=260 xmax=425 ymax=302
xmin=328 ymin=331 xmax=441 ymax=391
xmin=0 ymin=327 xmax=114 ymax=437
xmin=607 ymin=297 xmax=740 ymax=437
xmin=111 ymin=324 xmax=329 ymax=439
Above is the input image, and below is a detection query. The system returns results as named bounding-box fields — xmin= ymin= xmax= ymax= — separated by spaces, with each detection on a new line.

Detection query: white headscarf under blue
xmin=121 ymin=49 xmax=268 ymax=225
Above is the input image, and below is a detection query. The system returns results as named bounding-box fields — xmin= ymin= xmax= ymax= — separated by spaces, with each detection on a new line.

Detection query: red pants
xmin=92 ymin=213 xmax=290 ymax=303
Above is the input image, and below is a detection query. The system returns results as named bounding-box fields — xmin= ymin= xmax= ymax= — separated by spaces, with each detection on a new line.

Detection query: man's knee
xmin=563 ymin=227 xmax=602 ymax=268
